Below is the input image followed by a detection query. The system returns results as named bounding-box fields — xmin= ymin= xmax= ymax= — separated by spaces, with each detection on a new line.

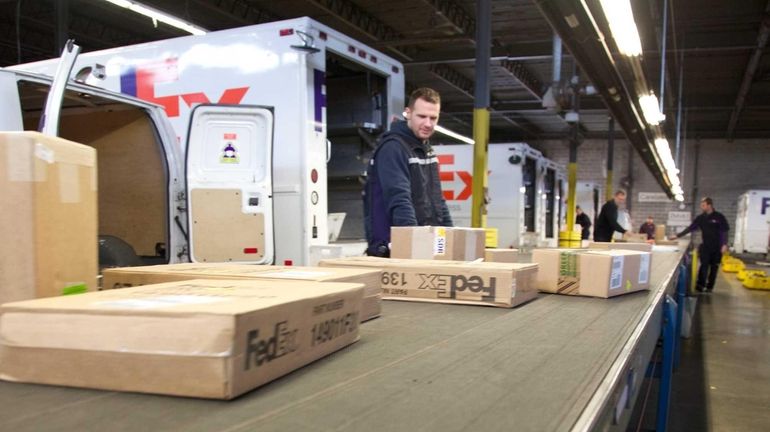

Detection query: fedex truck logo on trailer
xmin=437 ymin=154 xmax=473 ymax=201
xmin=762 ymin=197 xmax=770 ymax=215
xmin=119 ymin=58 xmax=249 ymax=117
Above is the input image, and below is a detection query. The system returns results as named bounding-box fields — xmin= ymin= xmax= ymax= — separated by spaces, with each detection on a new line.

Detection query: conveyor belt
xmin=0 ymin=248 xmax=684 ymax=432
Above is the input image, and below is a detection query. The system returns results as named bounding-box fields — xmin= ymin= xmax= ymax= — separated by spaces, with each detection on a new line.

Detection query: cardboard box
xmin=620 ymin=233 xmax=650 ymax=243
xmin=390 ymin=226 xmax=486 ymax=261
xmin=485 ymin=248 xmax=520 ymax=263
xmin=362 ymin=294 xmax=382 ymax=321
xmin=102 ymin=264 xmax=381 ymax=322
xmin=532 ymin=249 xmax=651 ymax=298
xmin=655 ymin=224 xmax=666 ymax=241
xmin=0 ymin=132 xmax=98 ymax=305
xmin=589 ymin=242 xmax=653 ymax=252
xmin=0 ymin=279 xmax=364 ymax=399
xmin=319 ymin=256 xmax=538 ymax=308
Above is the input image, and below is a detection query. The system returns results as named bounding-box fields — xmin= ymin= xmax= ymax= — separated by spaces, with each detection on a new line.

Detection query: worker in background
xmin=594 ymin=190 xmax=628 ymax=242
xmin=575 ymin=206 xmax=592 ymax=240
xmin=639 ymin=216 xmax=656 ymax=240
xmin=363 ymin=87 xmax=453 ymax=257
xmin=669 ymin=197 xmax=730 ymax=292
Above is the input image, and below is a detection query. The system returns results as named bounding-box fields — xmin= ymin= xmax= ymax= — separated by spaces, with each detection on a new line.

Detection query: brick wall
xmin=530 ymin=137 xmax=770 ymax=243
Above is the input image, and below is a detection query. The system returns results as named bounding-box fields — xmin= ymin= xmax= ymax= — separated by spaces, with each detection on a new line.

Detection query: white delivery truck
xmin=434 ymin=143 xmax=566 ymax=248
xmin=733 ymin=190 xmax=770 ymax=254
xmin=13 ymin=17 xmax=406 ymax=266
xmin=0 ymin=67 xmax=187 ymax=266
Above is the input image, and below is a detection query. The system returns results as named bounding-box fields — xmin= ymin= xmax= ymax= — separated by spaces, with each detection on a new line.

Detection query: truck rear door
xmin=185 ymin=105 xmax=274 ymax=264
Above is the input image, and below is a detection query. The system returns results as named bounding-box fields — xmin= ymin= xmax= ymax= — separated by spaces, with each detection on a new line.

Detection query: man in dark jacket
xmin=639 ymin=216 xmax=656 ymax=240
xmin=363 ymin=87 xmax=453 ymax=257
xmin=594 ymin=190 xmax=628 ymax=242
xmin=575 ymin=206 xmax=592 ymax=240
xmin=670 ymin=197 xmax=730 ymax=292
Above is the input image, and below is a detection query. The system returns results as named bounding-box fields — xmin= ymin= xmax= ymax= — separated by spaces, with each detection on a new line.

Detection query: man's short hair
xmin=576 ymin=205 xmax=581 ymax=210
xmin=408 ymin=87 xmax=441 ymax=108
xmin=701 ymin=197 xmax=713 ymax=206
xmin=615 ymin=190 xmax=626 ymax=197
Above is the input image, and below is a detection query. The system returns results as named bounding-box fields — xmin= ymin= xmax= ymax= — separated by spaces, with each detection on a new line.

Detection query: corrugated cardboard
xmin=390 ymin=226 xmax=486 ymax=261
xmin=655 ymin=224 xmax=666 ymax=241
xmin=319 ymin=256 xmax=538 ymax=308
xmin=0 ymin=279 xmax=364 ymax=399
xmin=362 ymin=294 xmax=382 ymax=321
xmin=589 ymin=242 xmax=653 ymax=252
xmin=102 ymin=264 xmax=381 ymax=322
xmin=484 ymin=248 xmax=520 ymax=263
xmin=532 ymin=249 xmax=651 ymax=298
xmin=0 ymin=132 xmax=98 ymax=305
xmin=619 ymin=233 xmax=650 ymax=243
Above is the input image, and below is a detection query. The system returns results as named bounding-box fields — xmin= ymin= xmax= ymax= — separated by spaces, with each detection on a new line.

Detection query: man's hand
xmin=667 ymin=235 xmax=678 ymax=241
xmin=721 ymin=244 xmax=728 ymax=254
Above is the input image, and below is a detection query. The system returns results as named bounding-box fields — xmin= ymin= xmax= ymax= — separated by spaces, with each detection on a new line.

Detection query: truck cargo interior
xmin=325 ymin=51 xmax=387 ymax=243
xmin=18 ymin=80 xmax=170 ymax=268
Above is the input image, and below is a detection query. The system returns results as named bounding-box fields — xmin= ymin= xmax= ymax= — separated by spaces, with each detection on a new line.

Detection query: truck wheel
xmin=99 ymin=235 xmax=142 ymax=269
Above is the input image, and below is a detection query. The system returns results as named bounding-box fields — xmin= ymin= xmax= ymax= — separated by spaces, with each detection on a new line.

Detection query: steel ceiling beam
xmin=500 ymin=59 xmax=544 ymax=101
xmin=726 ymin=1 xmax=770 ymax=141
xmin=307 ymin=0 xmax=415 ymax=60
xmin=420 ymin=0 xmax=474 ymax=36
xmin=200 ymin=0 xmax=280 ymax=26
xmin=428 ymin=62 xmax=542 ymax=136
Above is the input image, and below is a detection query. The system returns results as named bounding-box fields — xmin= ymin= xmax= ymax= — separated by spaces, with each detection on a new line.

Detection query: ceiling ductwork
xmin=533 ymin=0 xmax=673 ymax=197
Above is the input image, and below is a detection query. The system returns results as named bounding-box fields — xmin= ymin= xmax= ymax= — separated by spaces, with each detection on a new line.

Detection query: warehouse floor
xmin=668 ymin=268 xmax=770 ymax=431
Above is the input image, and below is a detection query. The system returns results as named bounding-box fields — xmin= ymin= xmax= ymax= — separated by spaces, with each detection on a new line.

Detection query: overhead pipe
xmin=533 ymin=0 xmax=673 ymax=197
xmin=658 ymin=0 xmax=668 ymax=114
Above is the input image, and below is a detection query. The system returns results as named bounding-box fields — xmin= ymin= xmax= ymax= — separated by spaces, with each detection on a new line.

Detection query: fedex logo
xmin=437 ymin=154 xmax=472 ymax=201
xmin=762 ymin=197 xmax=770 ymax=215
xmin=119 ymin=58 xmax=249 ymax=117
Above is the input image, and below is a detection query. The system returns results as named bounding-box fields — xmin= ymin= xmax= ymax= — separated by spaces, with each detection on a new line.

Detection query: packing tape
xmin=5 ymin=135 xmax=43 ymax=182
xmin=464 ymin=231 xmax=478 ymax=260
xmin=58 ymin=164 xmax=81 ymax=203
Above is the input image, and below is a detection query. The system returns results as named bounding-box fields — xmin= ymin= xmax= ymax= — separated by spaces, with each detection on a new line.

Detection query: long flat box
xmin=319 ymin=256 xmax=538 ymax=308
xmin=484 ymin=248 xmax=520 ymax=263
xmin=0 ymin=132 xmax=98 ymax=304
xmin=0 ymin=279 xmax=364 ymax=399
xmin=589 ymin=242 xmax=653 ymax=252
xmin=532 ymin=249 xmax=651 ymax=298
xmin=390 ymin=226 xmax=485 ymax=261
xmin=618 ymin=233 xmax=650 ymax=244
xmin=102 ymin=264 xmax=381 ymax=322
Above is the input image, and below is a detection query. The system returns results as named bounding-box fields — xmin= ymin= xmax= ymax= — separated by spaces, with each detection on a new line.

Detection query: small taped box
xmin=0 ymin=132 xmax=97 ymax=304
xmin=532 ymin=249 xmax=651 ymax=298
xmin=390 ymin=226 xmax=485 ymax=261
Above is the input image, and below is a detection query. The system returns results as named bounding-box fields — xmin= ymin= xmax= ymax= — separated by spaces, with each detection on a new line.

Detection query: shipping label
xmin=638 ymin=254 xmax=650 ymax=284
xmin=610 ymin=256 xmax=624 ymax=290
xmin=433 ymin=227 xmax=447 ymax=255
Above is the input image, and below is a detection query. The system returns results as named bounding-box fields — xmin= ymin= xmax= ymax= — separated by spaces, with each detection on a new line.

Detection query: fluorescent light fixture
xmin=102 ymin=0 xmax=208 ymax=35
xmin=435 ymin=124 xmax=475 ymax=145
xmin=599 ymin=0 xmax=643 ymax=56
xmin=640 ymin=93 xmax=666 ymax=125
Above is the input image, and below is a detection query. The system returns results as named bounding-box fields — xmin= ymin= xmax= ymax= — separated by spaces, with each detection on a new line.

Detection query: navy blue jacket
xmin=676 ymin=211 xmax=729 ymax=251
xmin=363 ymin=121 xmax=453 ymax=255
